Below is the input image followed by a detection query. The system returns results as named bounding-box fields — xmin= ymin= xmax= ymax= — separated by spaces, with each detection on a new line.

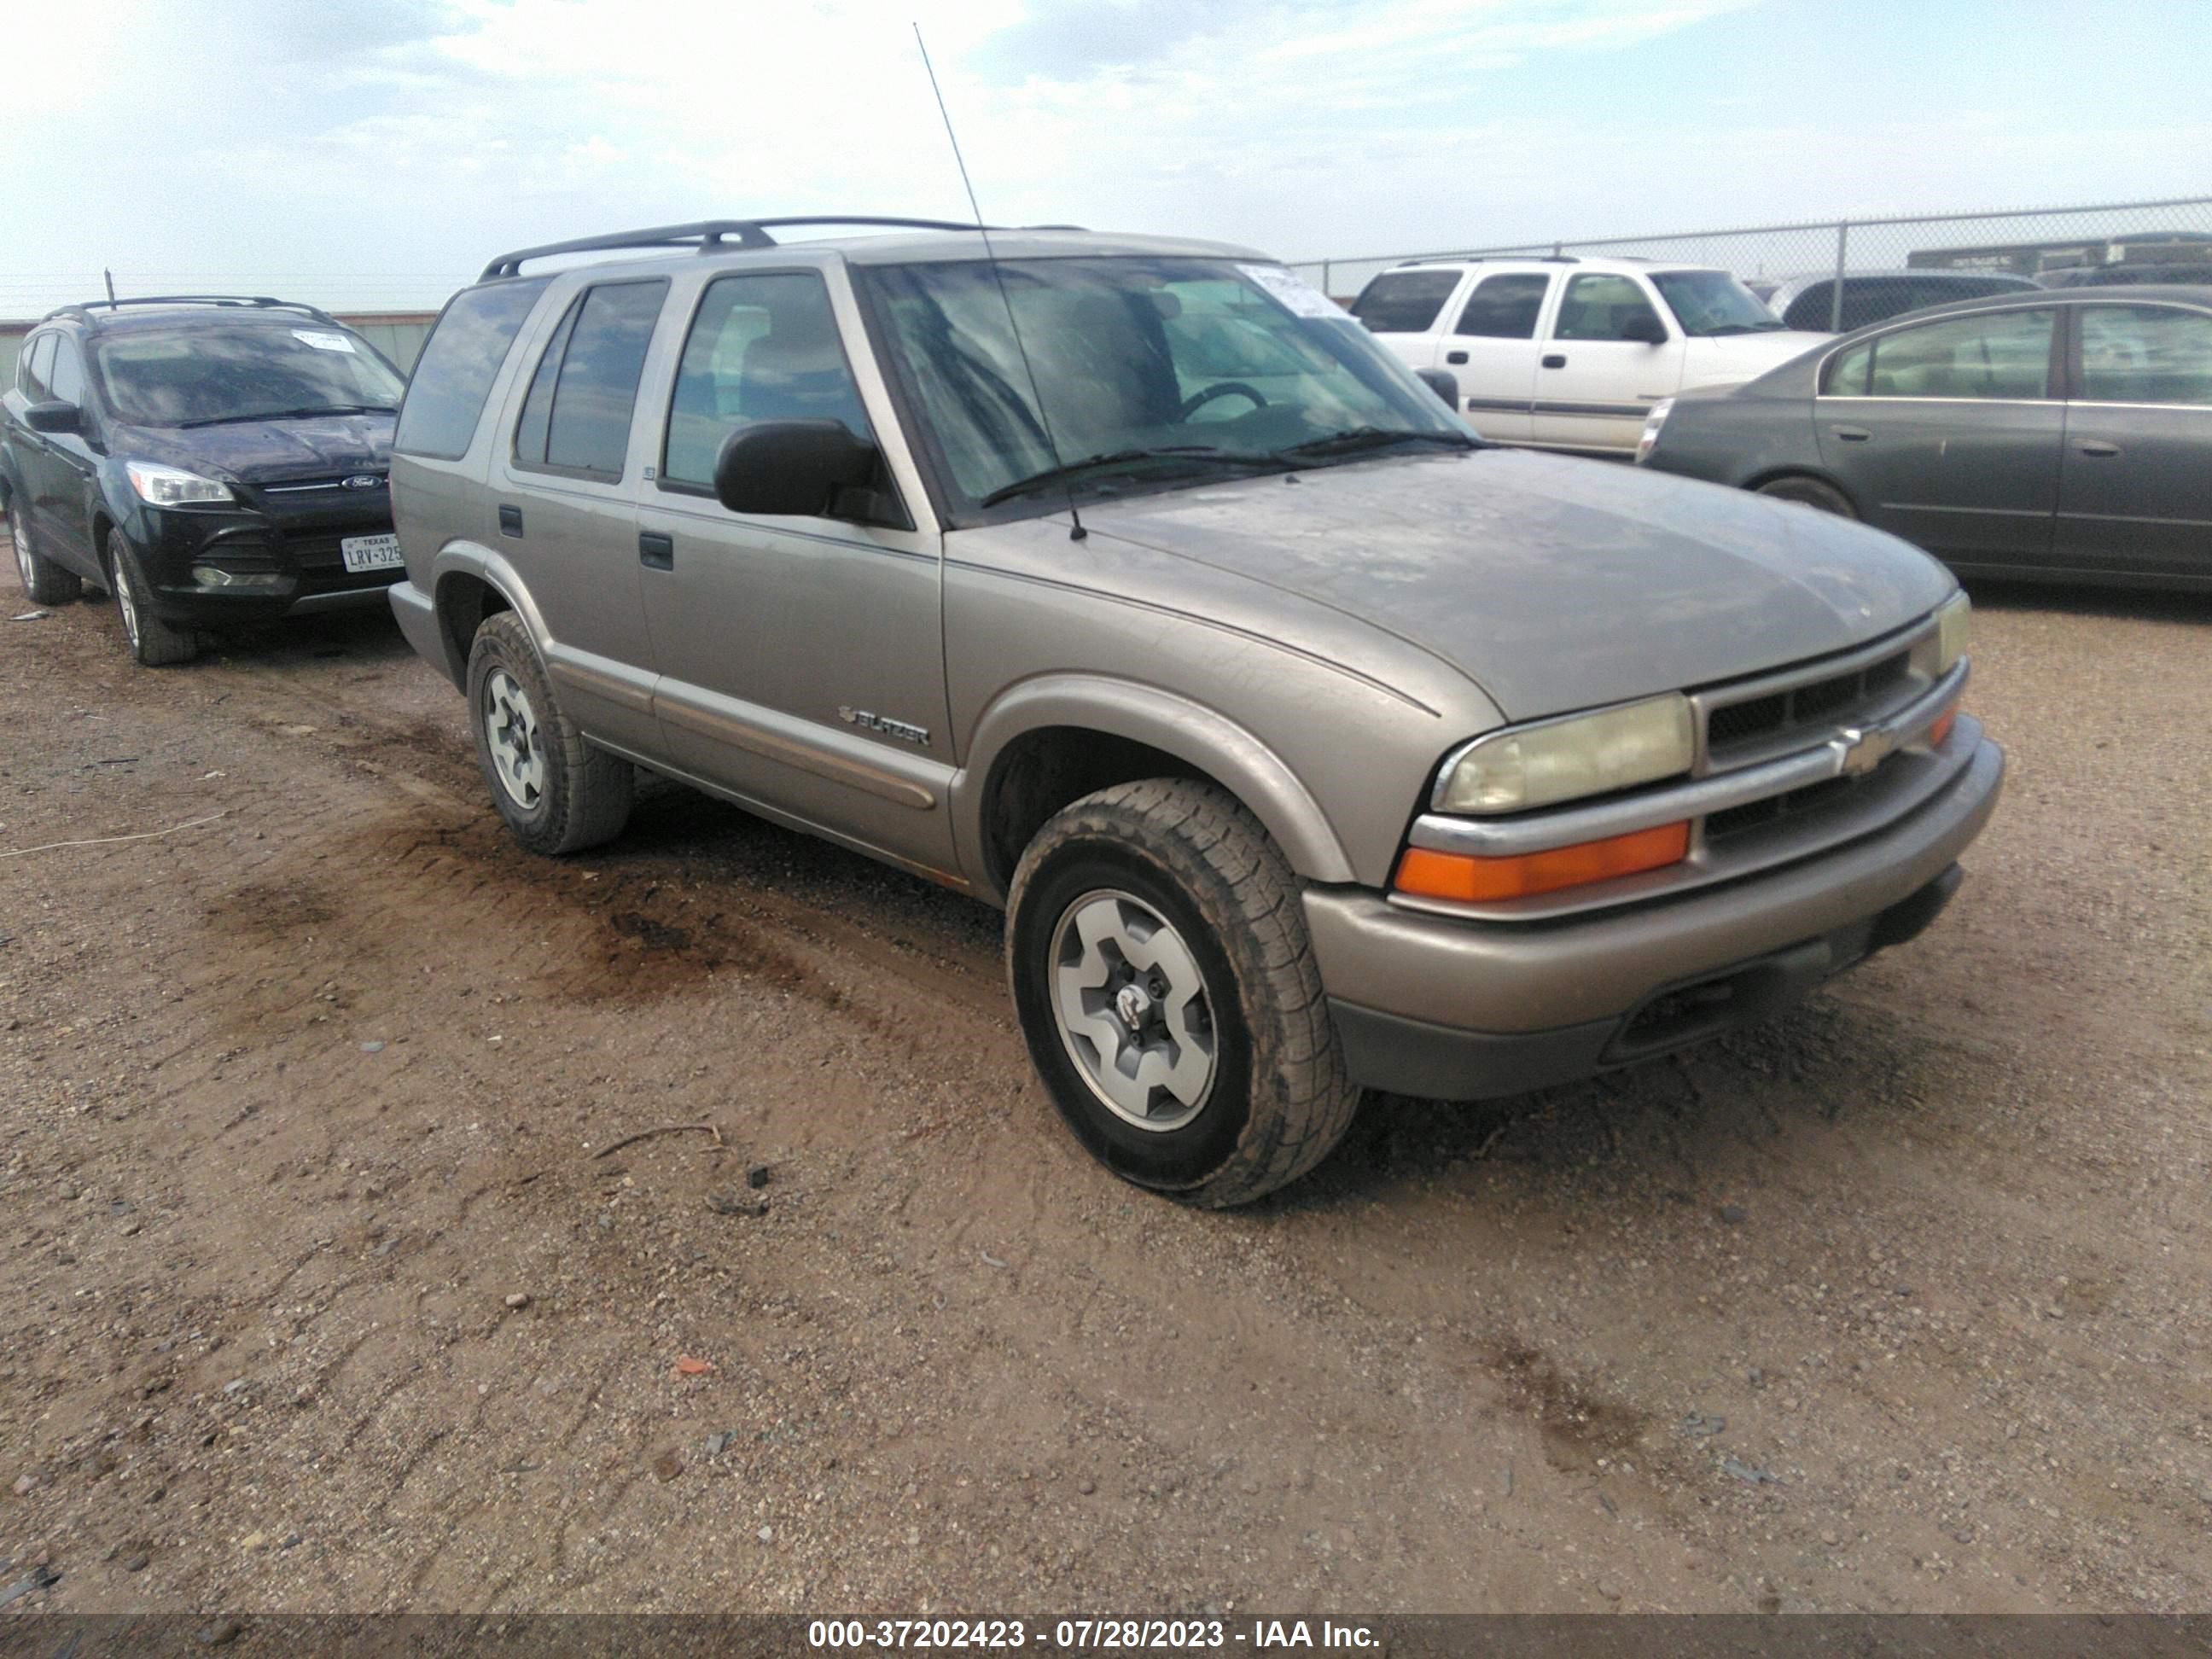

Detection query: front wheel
xmin=465 ymin=610 xmax=633 ymax=854
xmin=9 ymin=498 xmax=83 ymax=605
xmin=1755 ymin=474 xmax=1856 ymax=518
xmin=1006 ymin=778 xmax=1362 ymax=1208
xmin=107 ymin=529 xmax=195 ymax=665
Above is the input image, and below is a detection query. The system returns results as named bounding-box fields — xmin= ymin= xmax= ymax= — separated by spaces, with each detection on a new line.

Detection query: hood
xmin=1077 ymin=446 xmax=1953 ymax=721
xmin=109 ymin=413 xmax=394 ymax=487
xmin=1679 ymin=329 xmax=1829 ymax=390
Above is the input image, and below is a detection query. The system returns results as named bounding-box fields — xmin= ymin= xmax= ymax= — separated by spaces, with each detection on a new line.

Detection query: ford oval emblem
xmin=341 ymin=474 xmax=383 ymax=492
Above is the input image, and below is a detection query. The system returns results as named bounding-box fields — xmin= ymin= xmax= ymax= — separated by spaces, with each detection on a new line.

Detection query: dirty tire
xmin=1007 ymin=778 xmax=1361 ymax=1208
xmin=466 ymin=610 xmax=632 ymax=855
xmin=9 ymin=497 xmax=83 ymax=605
xmin=107 ymin=528 xmax=195 ymax=665
xmin=1756 ymin=474 xmax=1856 ymax=518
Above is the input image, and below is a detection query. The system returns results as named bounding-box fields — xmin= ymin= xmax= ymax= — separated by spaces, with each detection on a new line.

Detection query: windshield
xmin=1648 ymin=270 xmax=1787 ymax=336
xmin=861 ymin=257 xmax=1468 ymax=518
xmin=94 ymin=323 xmax=405 ymax=427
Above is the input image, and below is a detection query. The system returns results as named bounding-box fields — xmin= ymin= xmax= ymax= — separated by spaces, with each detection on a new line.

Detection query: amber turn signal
xmin=1928 ymin=707 xmax=1959 ymax=749
xmin=1394 ymin=821 xmax=1691 ymax=903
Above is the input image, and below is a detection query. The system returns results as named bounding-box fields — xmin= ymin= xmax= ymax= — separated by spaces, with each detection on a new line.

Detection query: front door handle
xmin=638 ymin=531 xmax=674 ymax=571
xmin=1832 ymin=425 xmax=1871 ymax=441
xmin=1445 ymin=350 xmax=1469 ymax=365
xmin=498 ymin=504 xmax=524 ymax=537
xmin=2075 ymin=439 xmax=2122 ymax=457
xmin=1541 ymin=353 xmax=1567 ymax=369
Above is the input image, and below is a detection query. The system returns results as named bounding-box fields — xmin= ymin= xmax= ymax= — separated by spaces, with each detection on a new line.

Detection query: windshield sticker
xmin=1237 ymin=264 xmax=1352 ymax=321
xmin=291 ymin=329 xmax=358 ymax=353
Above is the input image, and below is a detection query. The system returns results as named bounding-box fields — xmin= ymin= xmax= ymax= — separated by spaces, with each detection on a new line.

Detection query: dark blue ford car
xmin=1 ymin=296 xmax=406 ymax=664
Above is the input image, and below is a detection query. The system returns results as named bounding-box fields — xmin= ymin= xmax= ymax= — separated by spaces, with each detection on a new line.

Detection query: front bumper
xmin=1309 ymin=731 xmax=2003 ymax=1098
xmin=130 ymin=498 xmax=400 ymax=626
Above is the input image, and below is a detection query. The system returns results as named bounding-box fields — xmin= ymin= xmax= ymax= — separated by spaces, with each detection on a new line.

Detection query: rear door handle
xmin=1541 ymin=354 xmax=1567 ymax=369
xmin=1445 ymin=350 xmax=1469 ymax=365
xmin=1832 ymin=425 xmax=1871 ymax=441
xmin=638 ymin=531 xmax=674 ymax=571
xmin=2075 ymin=439 xmax=2122 ymax=457
xmin=497 ymin=504 xmax=524 ymax=537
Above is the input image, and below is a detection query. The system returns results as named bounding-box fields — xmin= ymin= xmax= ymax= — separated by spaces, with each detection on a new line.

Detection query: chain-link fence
xmin=1288 ymin=196 xmax=2212 ymax=329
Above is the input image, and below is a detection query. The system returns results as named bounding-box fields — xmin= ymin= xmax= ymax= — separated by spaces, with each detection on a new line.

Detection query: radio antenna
xmin=912 ymin=23 xmax=1086 ymax=542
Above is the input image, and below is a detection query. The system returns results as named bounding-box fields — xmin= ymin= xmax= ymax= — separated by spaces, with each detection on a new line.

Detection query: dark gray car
xmin=1638 ymin=285 xmax=2212 ymax=589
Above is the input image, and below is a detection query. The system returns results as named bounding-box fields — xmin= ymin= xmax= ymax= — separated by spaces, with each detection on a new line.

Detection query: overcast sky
xmin=5 ymin=0 xmax=2208 ymax=313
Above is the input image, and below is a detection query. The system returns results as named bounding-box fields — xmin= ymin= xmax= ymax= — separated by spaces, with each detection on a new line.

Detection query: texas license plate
xmin=341 ymin=533 xmax=403 ymax=573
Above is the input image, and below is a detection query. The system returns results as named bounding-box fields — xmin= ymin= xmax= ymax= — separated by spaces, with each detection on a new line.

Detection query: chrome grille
xmin=1698 ymin=637 xmax=1920 ymax=771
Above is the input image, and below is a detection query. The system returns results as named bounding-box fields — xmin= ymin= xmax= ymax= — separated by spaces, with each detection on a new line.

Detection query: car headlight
xmin=1935 ymin=591 xmax=1970 ymax=673
xmin=1634 ymin=397 xmax=1674 ymax=465
xmin=1433 ymin=693 xmax=1697 ymax=815
xmin=125 ymin=462 xmax=235 ymax=506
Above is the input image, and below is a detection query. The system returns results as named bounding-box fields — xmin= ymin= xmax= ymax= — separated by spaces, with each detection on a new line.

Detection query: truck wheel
xmin=1756 ymin=475 xmax=1856 ymax=518
xmin=1006 ymin=778 xmax=1362 ymax=1208
xmin=107 ymin=529 xmax=196 ymax=665
xmin=9 ymin=498 xmax=82 ymax=605
xmin=466 ymin=610 xmax=632 ymax=854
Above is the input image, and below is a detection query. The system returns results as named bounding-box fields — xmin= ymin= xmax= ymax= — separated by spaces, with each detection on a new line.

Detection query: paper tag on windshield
xmin=291 ymin=329 xmax=357 ymax=353
xmin=1237 ymin=264 xmax=1352 ymax=321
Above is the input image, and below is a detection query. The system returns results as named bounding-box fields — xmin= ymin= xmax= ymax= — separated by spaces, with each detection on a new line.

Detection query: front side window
xmin=1349 ymin=270 xmax=1461 ymax=334
xmin=511 ymin=279 xmax=667 ymax=479
xmin=1454 ymin=274 xmax=1549 ymax=339
xmin=662 ymin=272 xmax=872 ymax=490
xmin=1553 ymin=274 xmax=1667 ymax=342
xmin=1649 ymin=270 xmax=1784 ymax=336
xmin=20 ymin=333 xmax=56 ymax=399
xmin=863 ymin=256 xmax=1464 ymax=519
xmin=2075 ymin=305 xmax=2212 ymax=405
xmin=1849 ymin=309 xmax=2055 ymax=400
xmin=47 ymin=336 xmax=86 ymax=406
xmin=97 ymin=323 xmax=406 ymax=429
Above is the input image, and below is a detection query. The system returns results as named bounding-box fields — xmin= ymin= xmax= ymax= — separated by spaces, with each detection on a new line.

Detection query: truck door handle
xmin=1445 ymin=350 xmax=1469 ymax=364
xmin=498 ymin=504 xmax=524 ymax=537
xmin=1541 ymin=354 xmax=1567 ymax=369
xmin=638 ymin=531 xmax=675 ymax=571
xmin=1832 ymin=425 xmax=1871 ymax=441
xmin=2075 ymin=439 xmax=2121 ymax=457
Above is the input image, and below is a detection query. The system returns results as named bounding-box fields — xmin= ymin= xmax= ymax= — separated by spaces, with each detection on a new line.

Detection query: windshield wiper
xmin=174 ymin=404 xmax=396 ymax=428
xmin=1702 ymin=322 xmax=1790 ymax=335
xmin=979 ymin=446 xmax=1274 ymax=507
xmin=1274 ymin=427 xmax=1477 ymax=459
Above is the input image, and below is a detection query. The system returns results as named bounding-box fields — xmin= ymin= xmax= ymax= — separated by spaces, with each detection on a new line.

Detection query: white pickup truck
xmin=1350 ymin=256 xmax=1828 ymax=457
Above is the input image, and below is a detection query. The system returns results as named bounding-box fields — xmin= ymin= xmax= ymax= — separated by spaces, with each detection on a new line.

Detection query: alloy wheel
xmin=1048 ymin=888 xmax=1218 ymax=1132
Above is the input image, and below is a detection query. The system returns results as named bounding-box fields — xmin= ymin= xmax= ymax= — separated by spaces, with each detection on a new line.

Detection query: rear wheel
xmin=107 ymin=528 xmax=196 ymax=665
xmin=466 ymin=610 xmax=633 ymax=854
xmin=1006 ymin=778 xmax=1362 ymax=1208
xmin=1755 ymin=474 xmax=1856 ymax=518
xmin=8 ymin=497 xmax=82 ymax=605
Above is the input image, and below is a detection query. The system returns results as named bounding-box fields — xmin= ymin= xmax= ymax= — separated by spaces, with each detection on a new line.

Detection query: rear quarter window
xmin=393 ymin=278 xmax=553 ymax=460
xmin=1349 ymin=271 xmax=1462 ymax=334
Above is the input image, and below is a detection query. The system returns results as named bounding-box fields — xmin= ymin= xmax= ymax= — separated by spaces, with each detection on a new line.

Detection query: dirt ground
xmin=2 ymin=547 xmax=2209 ymax=1618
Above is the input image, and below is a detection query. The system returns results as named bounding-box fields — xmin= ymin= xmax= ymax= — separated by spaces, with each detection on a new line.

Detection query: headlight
xmin=1935 ymin=591 xmax=1970 ymax=673
xmin=1634 ymin=398 xmax=1674 ymax=465
xmin=125 ymin=462 xmax=234 ymax=506
xmin=1433 ymin=693 xmax=1697 ymax=815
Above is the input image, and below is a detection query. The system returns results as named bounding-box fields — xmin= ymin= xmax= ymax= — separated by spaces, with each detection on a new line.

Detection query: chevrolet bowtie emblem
xmin=1832 ymin=725 xmax=1898 ymax=777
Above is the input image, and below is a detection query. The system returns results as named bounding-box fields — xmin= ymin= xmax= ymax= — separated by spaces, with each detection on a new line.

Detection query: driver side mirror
xmin=713 ymin=420 xmax=880 ymax=518
xmin=1415 ymin=368 xmax=1461 ymax=410
xmin=1621 ymin=313 xmax=1668 ymax=346
xmin=24 ymin=400 xmax=83 ymax=435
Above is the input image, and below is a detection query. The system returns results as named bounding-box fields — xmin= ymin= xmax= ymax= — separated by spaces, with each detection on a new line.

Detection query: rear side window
xmin=1454 ymin=274 xmax=1548 ymax=339
xmin=661 ymin=272 xmax=870 ymax=491
xmin=1350 ymin=271 xmax=1461 ymax=334
xmin=393 ymin=278 xmax=551 ymax=460
xmin=2076 ymin=305 xmax=2212 ymax=405
xmin=513 ymin=280 xmax=667 ymax=479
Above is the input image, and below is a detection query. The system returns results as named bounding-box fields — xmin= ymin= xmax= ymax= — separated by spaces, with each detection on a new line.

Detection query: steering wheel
xmin=1179 ymin=381 xmax=1267 ymax=421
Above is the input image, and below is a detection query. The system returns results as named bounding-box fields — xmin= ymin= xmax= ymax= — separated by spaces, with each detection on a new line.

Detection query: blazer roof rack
xmin=42 ymin=294 xmax=342 ymax=329
xmin=479 ymin=216 xmax=1086 ymax=280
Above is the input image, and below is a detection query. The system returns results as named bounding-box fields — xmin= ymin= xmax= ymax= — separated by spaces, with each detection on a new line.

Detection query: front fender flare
xmin=953 ymin=673 xmax=1359 ymax=901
